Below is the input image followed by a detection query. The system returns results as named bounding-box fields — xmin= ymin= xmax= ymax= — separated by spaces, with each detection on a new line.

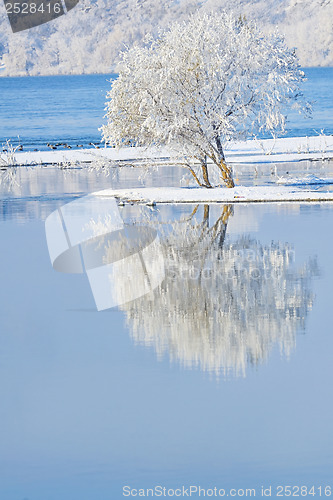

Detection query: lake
xmin=0 ymin=69 xmax=333 ymax=499
xmin=0 ymin=68 xmax=333 ymax=151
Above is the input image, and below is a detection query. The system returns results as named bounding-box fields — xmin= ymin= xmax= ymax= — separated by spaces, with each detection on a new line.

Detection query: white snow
xmin=93 ymin=185 xmax=333 ymax=204
xmin=1 ymin=0 xmax=332 ymax=77
xmin=276 ymin=174 xmax=333 ymax=186
xmin=7 ymin=135 xmax=333 ymax=167
xmin=4 ymin=135 xmax=333 ymax=203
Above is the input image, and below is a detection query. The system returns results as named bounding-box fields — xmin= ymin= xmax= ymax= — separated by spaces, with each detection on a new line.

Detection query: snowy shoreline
xmin=93 ymin=185 xmax=333 ymax=204
xmin=3 ymin=135 xmax=333 ymax=204
xmin=5 ymin=135 xmax=333 ymax=167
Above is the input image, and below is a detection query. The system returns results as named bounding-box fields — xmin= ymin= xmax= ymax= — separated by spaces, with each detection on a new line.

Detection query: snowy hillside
xmin=0 ymin=0 xmax=332 ymax=76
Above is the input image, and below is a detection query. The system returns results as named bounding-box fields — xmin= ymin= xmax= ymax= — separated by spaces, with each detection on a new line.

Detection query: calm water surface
xmin=0 ymin=166 xmax=333 ymax=499
xmin=0 ymin=74 xmax=113 ymax=150
xmin=0 ymin=68 xmax=333 ymax=499
xmin=0 ymin=68 xmax=332 ymax=151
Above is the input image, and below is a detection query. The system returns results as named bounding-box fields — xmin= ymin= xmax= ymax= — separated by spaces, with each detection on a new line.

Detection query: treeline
xmin=0 ymin=0 xmax=332 ymax=76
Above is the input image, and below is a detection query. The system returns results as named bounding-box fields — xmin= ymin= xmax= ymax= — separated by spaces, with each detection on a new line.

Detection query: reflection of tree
xmin=0 ymin=166 xmax=19 ymax=191
xmin=120 ymin=205 xmax=318 ymax=378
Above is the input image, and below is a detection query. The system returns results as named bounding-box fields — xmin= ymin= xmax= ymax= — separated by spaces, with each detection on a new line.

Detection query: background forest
xmin=0 ymin=0 xmax=332 ymax=76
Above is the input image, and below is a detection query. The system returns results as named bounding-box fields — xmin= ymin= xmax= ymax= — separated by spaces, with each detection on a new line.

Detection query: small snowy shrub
xmin=102 ymin=11 xmax=309 ymax=188
xmin=0 ymin=140 xmax=19 ymax=167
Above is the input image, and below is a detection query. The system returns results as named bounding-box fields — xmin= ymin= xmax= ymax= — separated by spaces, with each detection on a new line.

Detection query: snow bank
xmin=7 ymin=135 xmax=333 ymax=167
xmin=94 ymin=185 xmax=333 ymax=204
xmin=276 ymin=174 xmax=333 ymax=186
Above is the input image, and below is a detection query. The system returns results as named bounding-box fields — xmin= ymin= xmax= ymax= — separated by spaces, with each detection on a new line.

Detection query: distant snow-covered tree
xmin=102 ymin=11 xmax=308 ymax=187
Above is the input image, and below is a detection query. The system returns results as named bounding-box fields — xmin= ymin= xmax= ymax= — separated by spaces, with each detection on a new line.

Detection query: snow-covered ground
xmin=4 ymin=135 xmax=333 ymax=203
xmin=94 ymin=186 xmax=333 ymax=204
xmin=6 ymin=135 xmax=333 ymax=167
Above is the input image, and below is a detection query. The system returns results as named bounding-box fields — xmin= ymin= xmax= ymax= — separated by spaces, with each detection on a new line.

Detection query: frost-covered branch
xmin=101 ymin=11 xmax=309 ymax=188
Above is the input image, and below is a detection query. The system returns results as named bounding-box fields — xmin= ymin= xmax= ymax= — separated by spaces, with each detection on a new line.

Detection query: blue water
xmin=0 ymin=68 xmax=333 ymax=499
xmin=1 ymin=193 xmax=333 ymax=499
xmin=286 ymin=67 xmax=333 ymax=137
xmin=0 ymin=74 xmax=114 ymax=150
xmin=0 ymin=68 xmax=332 ymax=151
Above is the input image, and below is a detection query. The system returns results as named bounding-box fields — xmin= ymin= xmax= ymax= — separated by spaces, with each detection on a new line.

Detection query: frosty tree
xmin=102 ymin=11 xmax=308 ymax=188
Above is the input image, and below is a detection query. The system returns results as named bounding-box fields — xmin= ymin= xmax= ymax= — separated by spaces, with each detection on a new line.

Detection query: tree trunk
xmin=215 ymin=136 xmax=225 ymax=161
xmin=215 ymin=137 xmax=234 ymax=188
xmin=185 ymin=150 xmax=234 ymax=188
xmin=218 ymin=158 xmax=234 ymax=188
xmin=201 ymin=162 xmax=212 ymax=188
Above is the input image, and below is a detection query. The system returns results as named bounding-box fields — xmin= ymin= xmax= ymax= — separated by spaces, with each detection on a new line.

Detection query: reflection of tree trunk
xmin=203 ymin=205 xmax=209 ymax=226
xmin=218 ymin=205 xmax=232 ymax=248
xmin=198 ymin=204 xmax=232 ymax=246
xmin=218 ymin=224 xmax=227 ymax=248
xmin=189 ymin=204 xmax=199 ymax=219
xmin=197 ymin=204 xmax=232 ymax=280
xmin=209 ymin=205 xmax=232 ymax=248
xmin=198 ymin=205 xmax=210 ymax=241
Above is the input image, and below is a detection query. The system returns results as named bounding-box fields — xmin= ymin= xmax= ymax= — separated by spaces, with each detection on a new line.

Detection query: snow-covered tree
xmin=102 ymin=11 xmax=308 ymax=187
xmin=1 ymin=0 xmax=332 ymax=78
